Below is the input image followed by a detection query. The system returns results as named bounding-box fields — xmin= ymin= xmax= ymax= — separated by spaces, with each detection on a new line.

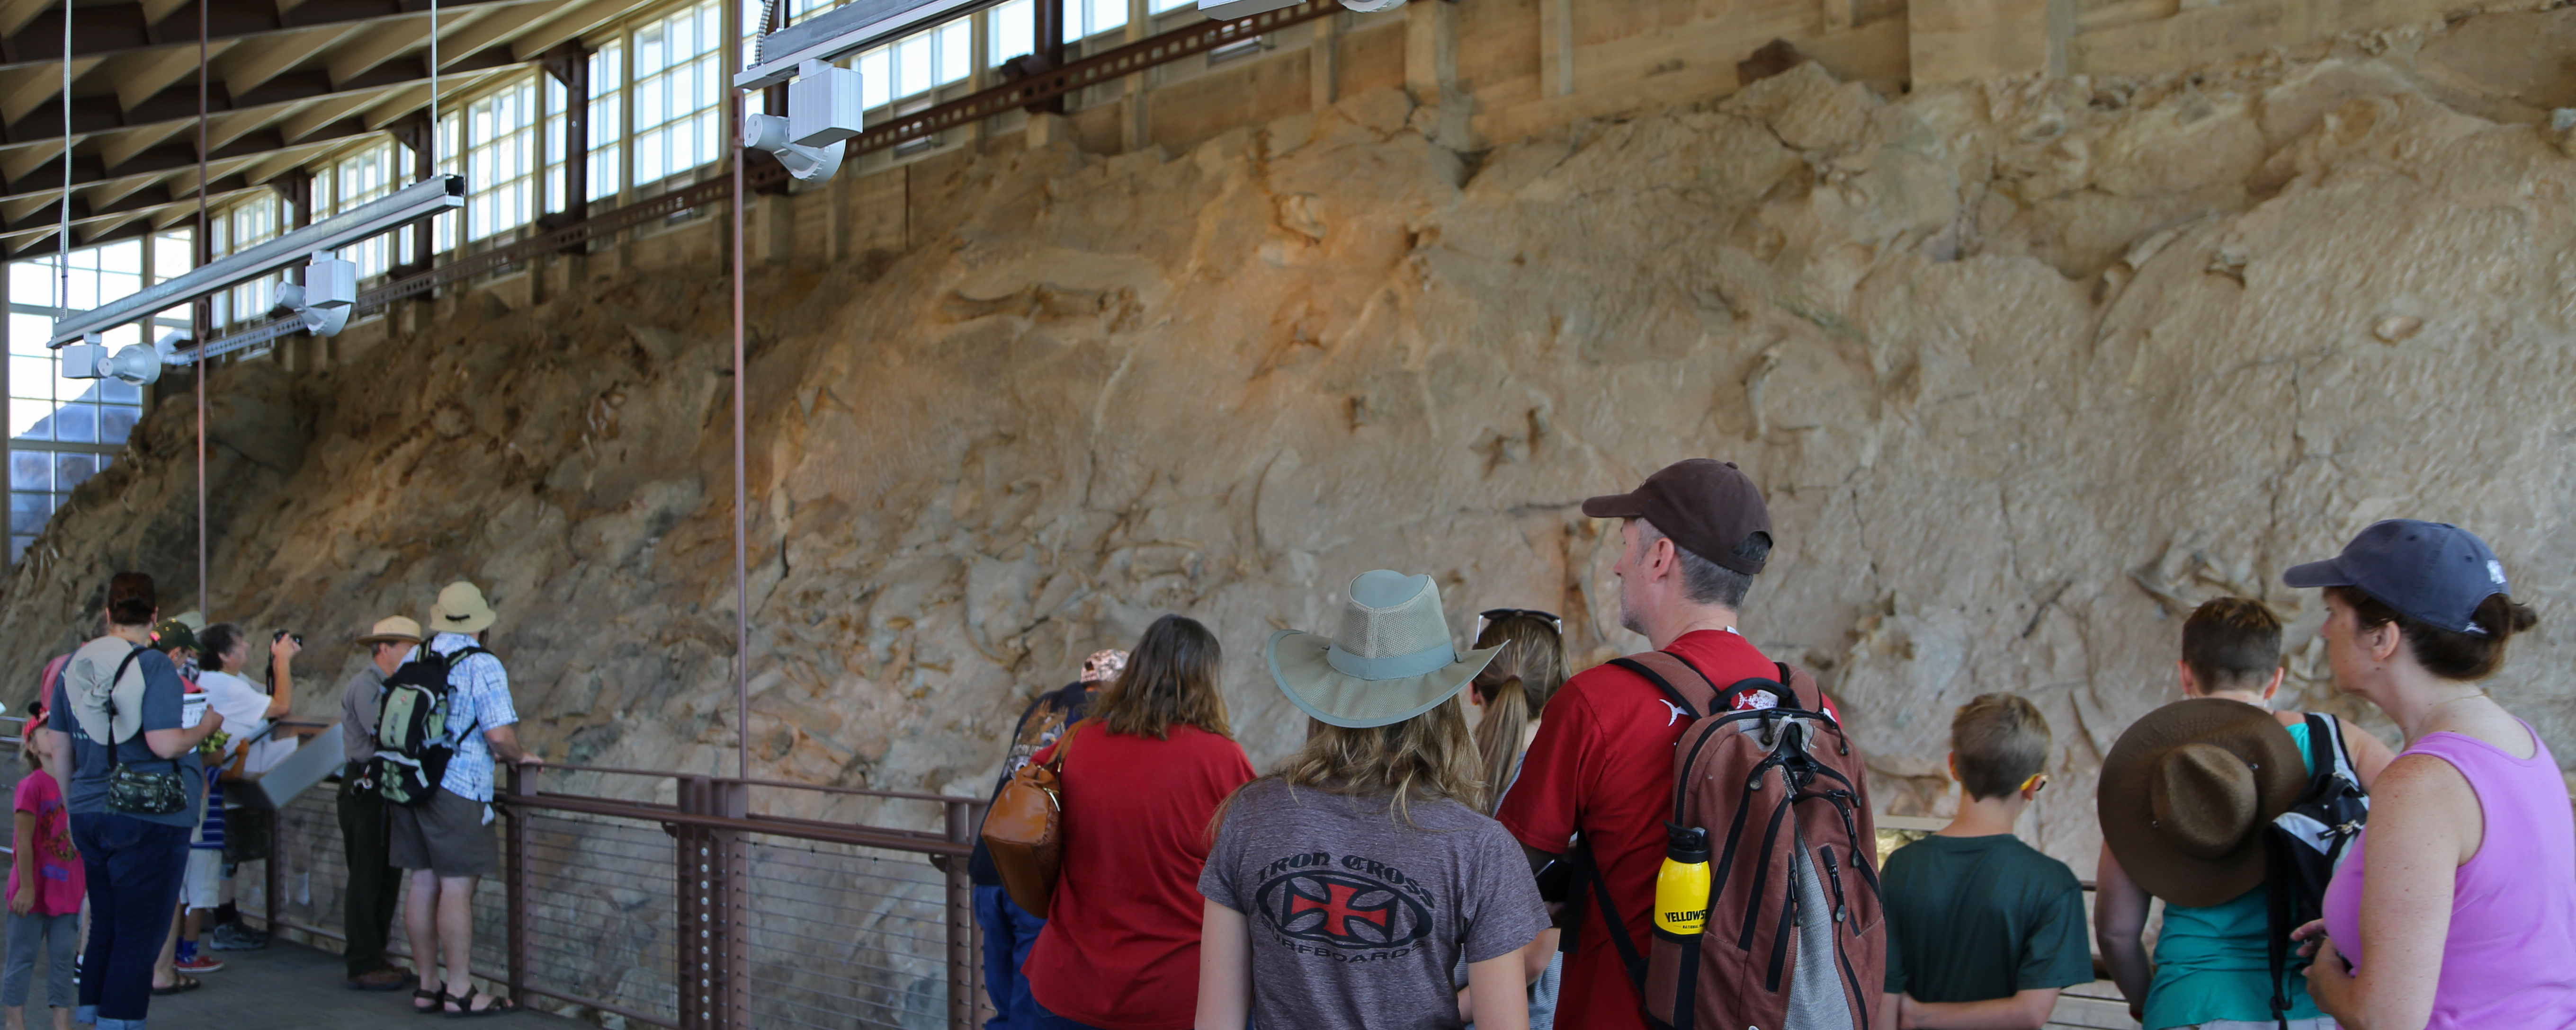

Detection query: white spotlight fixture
xmin=742 ymin=60 xmax=864 ymax=184
xmin=61 ymin=330 xmax=175 ymax=386
xmin=271 ymin=251 xmax=360 ymax=337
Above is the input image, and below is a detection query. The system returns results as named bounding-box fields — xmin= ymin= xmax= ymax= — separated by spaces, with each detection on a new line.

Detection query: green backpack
xmin=371 ymin=645 xmax=489 ymax=806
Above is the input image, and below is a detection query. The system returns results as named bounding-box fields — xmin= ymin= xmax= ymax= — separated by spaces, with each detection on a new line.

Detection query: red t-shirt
xmin=1495 ymin=629 xmax=1781 ymax=1030
xmin=1023 ymin=721 xmax=1256 ymax=1029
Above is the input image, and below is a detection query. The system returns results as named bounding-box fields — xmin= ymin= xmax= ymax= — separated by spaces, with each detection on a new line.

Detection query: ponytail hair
xmin=2330 ymin=586 xmax=2540 ymax=681
xmin=1467 ymin=612 xmax=1570 ymax=815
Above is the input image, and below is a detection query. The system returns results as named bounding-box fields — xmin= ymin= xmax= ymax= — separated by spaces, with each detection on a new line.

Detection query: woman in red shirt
xmin=1023 ymin=615 xmax=1255 ymax=1030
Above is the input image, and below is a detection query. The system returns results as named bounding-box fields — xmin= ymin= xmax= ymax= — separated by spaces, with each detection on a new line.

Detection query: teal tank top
xmin=2141 ymin=719 xmax=2323 ymax=1030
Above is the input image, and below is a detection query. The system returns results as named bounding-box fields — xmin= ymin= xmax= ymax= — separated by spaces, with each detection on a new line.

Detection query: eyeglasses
xmin=2020 ymin=772 xmax=2051 ymax=794
xmin=1477 ymin=609 xmax=1564 ymax=631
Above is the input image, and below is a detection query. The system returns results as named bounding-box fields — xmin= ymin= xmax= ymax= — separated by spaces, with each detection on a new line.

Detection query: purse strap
xmin=1045 ymin=718 xmax=1095 ymax=773
xmin=101 ymin=645 xmax=149 ymax=774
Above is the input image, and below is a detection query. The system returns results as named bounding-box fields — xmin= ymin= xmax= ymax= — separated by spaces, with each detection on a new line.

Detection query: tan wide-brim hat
xmin=2098 ymin=697 xmax=2308 ymax=907
xmin=428 ymin=582 xmax=497 ymax=636
xmin=357 ymin=615 xmax=424 ymax=646
xmin=1266 ymin=570 xmax=1500 ymax=729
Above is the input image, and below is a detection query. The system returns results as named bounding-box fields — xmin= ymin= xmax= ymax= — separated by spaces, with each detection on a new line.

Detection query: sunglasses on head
xmin=1477 ymin=608 xmax=1564 ymax=630
xmin=2020 ymin=772 xmax=2050 ymax=794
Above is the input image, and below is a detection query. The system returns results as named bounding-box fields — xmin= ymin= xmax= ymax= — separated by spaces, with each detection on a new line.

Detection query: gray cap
xmin=2283 ymin=520 xmax=2510 ymax=634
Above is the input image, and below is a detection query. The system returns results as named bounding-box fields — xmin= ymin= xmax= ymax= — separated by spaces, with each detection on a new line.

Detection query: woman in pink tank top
xmin=2281 ymin=520 xmax=2576 ymax=1030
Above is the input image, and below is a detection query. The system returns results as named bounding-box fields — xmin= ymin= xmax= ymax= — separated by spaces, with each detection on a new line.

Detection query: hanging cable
xmin=56 ymin=0 xmax=71 ymax=314
xmin=428 ymin=0 xmax=440 ymax=171
xmin=197 ymin=0 xmax=209 ymax=615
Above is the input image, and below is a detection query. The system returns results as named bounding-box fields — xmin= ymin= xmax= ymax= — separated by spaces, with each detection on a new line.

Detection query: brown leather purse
xmin=979 ymin=718 xmax=1091 ymax=917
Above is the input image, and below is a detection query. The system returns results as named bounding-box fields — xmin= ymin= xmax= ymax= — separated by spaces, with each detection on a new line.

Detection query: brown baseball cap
xmin=1581 ymin=459 xmax=1773 ymax=574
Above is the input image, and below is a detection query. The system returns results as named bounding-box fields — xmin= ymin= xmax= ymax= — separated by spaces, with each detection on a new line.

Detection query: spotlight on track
xmin=270 ymin=252 xmax=360 ymax=338
xmin=61 ymin=330 xmax=173 ymax=386
xmin=743 ymin=60 xmax=864 ymax=184
xmin=1199 ymin=0 xmax=1400 ymax=18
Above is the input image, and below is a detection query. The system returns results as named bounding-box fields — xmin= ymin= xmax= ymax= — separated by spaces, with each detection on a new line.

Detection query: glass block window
xmin=589 ymin=43 xmax=626 ymax=201
xmin=321 ymin=142 xmax=402 ymax=279
xmin=459 ymin=76 xmax=542 ymax=240
xmin=633 ymin=0 xmax=724 ymax=185
xmin=5 ymin=237 xmax=172 ymax=563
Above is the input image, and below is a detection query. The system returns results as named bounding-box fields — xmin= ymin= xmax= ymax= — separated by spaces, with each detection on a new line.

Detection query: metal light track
xmin=49 ymin=174 xmax=463 ymax=348
xmin=196 ymin=3 xmax=1338 ymax=356
xmin=736 ymin=0 xmax=1003 ymax=90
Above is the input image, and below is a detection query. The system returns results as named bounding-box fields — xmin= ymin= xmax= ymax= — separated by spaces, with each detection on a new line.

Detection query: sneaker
xmin=205 ymin=923 xmax=269 ymax=951
xmin=173 ymin=954 xmax=225 ymax=973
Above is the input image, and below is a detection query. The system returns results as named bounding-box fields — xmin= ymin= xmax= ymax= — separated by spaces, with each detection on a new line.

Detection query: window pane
xmin=96 ymin=406 xmax=136 ymax=446
xmin=10 ymin=453 xmax=48 ymax=491
xmin=10 ymin=493 xmax=51 ymax=535
xmin=859 ymin=50 xmax=890 ymax=108
xmin=991 ymin=0 xmax=1033 ymax=64
xmin=49 ymin=404 xmax=94 ymax=444
xmin=9 ymin=356 xmax=52 ymax=399
xmin=11 ymin=399 xmax=53 ymax=440
xmin=1087 ymin=0 xmax=1124 ymax=37
xmin=97 ymin=379 xmax=139 ymax=405
xmin=54 ymin=453 xmax=94 ymax=491
xmin=939 ymin=22 xmax=970 ymax=85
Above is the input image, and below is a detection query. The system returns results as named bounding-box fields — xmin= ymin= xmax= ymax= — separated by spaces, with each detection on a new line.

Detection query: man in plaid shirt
xmin=388 ymin=582 xmax=541 ymax=1018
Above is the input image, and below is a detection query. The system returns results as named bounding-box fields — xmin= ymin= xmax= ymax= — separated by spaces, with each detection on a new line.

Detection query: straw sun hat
xmin=2097 ymin=697 xmax=2308 ymax=907
xmin=1265 ymin=570 xmax=1500 ymax=729
xmin=429 ymin=581 xmax=498 ymax=636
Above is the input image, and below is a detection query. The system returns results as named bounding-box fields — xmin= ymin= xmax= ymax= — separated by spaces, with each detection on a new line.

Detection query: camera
xmin=274 ymin=630 xmax=303 ymax=646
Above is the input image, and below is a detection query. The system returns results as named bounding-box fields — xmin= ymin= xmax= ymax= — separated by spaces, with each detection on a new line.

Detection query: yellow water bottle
xmin=1654 ymin=823 xmax=1711 ymax=937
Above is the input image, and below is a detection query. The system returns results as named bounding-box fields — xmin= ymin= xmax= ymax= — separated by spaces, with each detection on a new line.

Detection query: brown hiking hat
xmin=2098 ymin=698 xmax=2308 ymax=907
xmin=1581 ymin=459 xmax=1772 ymax=574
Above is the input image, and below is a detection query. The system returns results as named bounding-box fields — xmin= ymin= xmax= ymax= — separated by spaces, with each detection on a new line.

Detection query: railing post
xmin=504 ymin=764 xmax=528 ymax=1006
xmin=716 ymin=781 xmax=751 ymax=1030
xmin=266 ymin=800 xmax=283 ymax=934
xmin=945 ymin=799 xmax=976 ymax=1030
xmin=677 ymin=776 xmax=708 ymax=1030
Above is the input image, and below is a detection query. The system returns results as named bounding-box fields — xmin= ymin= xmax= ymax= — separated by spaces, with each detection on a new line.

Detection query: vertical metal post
xmin=677 ymin=776 xmax=738 ymax=1030
xmin=266 ymin=798 xmax=283 ymax=932
xmin=729 ymin=83 xmax=749 ymax=784
xmin=944 ymin=800 xmax=976 ymax=1030
xmin=717 ymin=781 xmax=750 ymax=1029
xmin=195 ymin=0 xmax=209 ymax=616
xmin=676 ymin=776 xmax=705 ymax=1030
xmin=503 ymin=764 xmax=528 ymax=1005
xmin=1033 ymin=0 xmax=1067 ymax=114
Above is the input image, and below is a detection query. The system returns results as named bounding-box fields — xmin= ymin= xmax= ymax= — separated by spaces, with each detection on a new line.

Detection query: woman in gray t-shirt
xmin=1197 ymin=570 xmax=1553 ymax=1030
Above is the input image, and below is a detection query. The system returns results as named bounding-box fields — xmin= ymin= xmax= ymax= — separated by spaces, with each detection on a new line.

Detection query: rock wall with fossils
xmin=10 ymin=9 xmax=2576 ymax=873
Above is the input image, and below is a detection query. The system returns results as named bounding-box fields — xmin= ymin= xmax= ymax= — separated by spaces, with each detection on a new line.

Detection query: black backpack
xmin=2263 ymin=712 xmax=2370 ymax=1028
xmin=371 ymin=645 xmax=491 ymax=807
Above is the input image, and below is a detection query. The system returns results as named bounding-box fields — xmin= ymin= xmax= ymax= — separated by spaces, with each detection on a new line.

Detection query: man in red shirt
xmin=1496 ymin=459 xmax=1785 ymax=1030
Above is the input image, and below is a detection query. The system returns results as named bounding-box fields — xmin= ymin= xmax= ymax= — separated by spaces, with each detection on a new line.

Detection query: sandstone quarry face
xmin=11 ymin=12 xmax=2576 ymax=864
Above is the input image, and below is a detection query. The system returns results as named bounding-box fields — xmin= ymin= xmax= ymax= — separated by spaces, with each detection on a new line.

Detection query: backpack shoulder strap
xmin=102 ymin=647 xmax=146 ymax=768
xmin=2301 ymin=712 xmax=2344 ymax=783
xmin=1609 ymin=651 xmax=1756 ymax=721
xmin=1570 ymin=839 xmax=1649 ymax=995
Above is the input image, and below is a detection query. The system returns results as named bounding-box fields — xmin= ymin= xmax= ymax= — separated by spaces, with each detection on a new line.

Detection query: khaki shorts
xmin=387 ymin=788 xmax=496 ymax=879
xmin=182 ymin=848 xmax=224 ymax=910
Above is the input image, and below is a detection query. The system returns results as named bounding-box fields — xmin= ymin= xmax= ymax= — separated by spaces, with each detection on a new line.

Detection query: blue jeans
xmin=974 ymin=884 xmax=1048 ymax=1030
xmin=71 ymin=813 xmax=191 ymax=1029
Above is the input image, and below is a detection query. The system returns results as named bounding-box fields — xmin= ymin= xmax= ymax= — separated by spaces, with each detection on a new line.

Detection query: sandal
xmin=151 ymin=975 xmax=202 ymax=996
xmin=445 ymin=989 xmax=520 ymax=1019
xmin=414 ymin=987 xmax=448 ymax=1014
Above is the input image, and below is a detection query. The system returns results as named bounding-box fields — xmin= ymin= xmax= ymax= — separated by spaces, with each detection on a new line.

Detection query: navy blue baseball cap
xmin=2283 ymin=520 xmax=2511 ymax=635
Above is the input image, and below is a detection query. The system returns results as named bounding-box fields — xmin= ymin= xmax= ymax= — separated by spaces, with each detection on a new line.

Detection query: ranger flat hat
xmin=1266 ymin=570 xmax=1500 ymax=729
xmin=2097 ymin=698 xmax=2308 ymax=907
xmin=357 ymin=615 xmax=424 ymax=646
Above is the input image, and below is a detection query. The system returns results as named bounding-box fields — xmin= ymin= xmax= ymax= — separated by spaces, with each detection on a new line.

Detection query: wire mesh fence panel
xmin=260 ymin=789 xmax=349 ymax=940
xmin=742 ymin=833 xmax=955 ymax=1030
xmin=520 ymin=808 xmax=682 ymax=1023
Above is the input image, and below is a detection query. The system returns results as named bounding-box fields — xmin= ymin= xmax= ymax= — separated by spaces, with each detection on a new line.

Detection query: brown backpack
xmin=1570 ymin=651 xmax=1887 ymax=1030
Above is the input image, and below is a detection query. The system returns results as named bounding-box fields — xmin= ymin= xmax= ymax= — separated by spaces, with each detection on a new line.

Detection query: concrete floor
xmin=113 ymin=942 xmax=571 ymax=1030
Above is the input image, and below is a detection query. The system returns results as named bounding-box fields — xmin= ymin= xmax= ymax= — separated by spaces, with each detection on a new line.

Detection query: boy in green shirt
xmin=1879 ymin=693 xmax=2095 ymax=1030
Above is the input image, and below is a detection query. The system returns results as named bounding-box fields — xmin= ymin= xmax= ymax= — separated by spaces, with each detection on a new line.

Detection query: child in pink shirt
xmin=8 ymin=708 xmax=82 ymax=1030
